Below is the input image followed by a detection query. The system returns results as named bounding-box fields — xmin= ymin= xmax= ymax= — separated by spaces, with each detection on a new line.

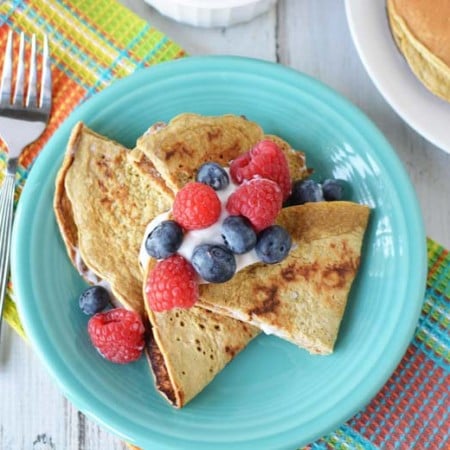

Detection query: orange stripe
xmin=20 ymin=68 xmax=86 ymax=167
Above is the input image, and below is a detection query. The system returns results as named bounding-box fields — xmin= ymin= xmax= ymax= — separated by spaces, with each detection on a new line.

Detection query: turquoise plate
xmin=12 ymin=56 xmax=426 ymax=449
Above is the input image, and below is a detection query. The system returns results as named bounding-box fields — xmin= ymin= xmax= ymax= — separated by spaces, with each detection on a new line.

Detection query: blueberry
xmin=145 ymin=220 xmax=183 ymax=259
xmin=196 ymin=162 xmax=229 ymax=191
xmin=221 ymin=216 xmax=257 ymax=254
xmin=255 ymin=225 xmax=292 ymax=264
xmin=289 ymin=179 xmax=323 ymax=205
xmin=79 ymin=285 xmax=110 ymax=315
xmin=191 ymin=244 xmax=236 ymax=283
xmin=322 ymin=179 xmax=344 ymax=201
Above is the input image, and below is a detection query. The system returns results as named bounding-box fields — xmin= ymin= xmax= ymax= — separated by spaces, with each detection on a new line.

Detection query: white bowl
xmin=144 ymin=0 xmax=278 ymax=28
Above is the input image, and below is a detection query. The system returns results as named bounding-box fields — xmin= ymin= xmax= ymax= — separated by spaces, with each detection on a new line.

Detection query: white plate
xmin=345 ymin=0 xmax=450 ymax=154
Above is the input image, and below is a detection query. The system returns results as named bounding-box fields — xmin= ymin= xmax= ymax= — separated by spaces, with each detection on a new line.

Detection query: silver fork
xmin=0 ymin=31 xmax=51 ymax=341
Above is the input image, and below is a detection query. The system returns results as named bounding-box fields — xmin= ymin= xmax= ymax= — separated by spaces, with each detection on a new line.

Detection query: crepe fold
xmin=138 ymin=113 xmax=369 ymax=355
xmin=196 ymin=202 xmax=370 ymax=354
xmin=54 ymin=122 xmax=259 ymax=407
xmin=54 ymin=113 xmax=369 ymax=408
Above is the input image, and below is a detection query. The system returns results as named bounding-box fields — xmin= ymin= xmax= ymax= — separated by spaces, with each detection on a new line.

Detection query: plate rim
xmin=11 ymin=55 xmax=427 ymax=449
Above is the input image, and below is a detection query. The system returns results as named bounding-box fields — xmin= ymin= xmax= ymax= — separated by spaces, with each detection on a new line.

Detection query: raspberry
xmin=226 ymin=178 xmax=283 ymax=232
xmin=230 ymin=139 xmax=292 ymax=200
xmin=145 ymin=255 xmax=199 ymax=312
xmin=173 ymin=182 xmax=221 ymax=230
xmin=87 ymin=309 xmax=145 ymax=364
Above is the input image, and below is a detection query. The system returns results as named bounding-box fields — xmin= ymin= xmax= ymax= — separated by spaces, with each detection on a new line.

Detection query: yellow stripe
xmin=17 ymin=0 xmax=134 ymax=85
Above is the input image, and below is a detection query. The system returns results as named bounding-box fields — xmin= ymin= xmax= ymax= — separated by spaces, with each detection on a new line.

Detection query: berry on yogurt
xmin=173 ymin=182 xmax=221 ymax=230
xmin=255 ymin=225 xmax=292 ymax=264
xmin=221 ymin=215 xmax=257 ymax=254
xmin=145 ymin=220 xmax=183 ymax=259
xmin=191 ymin=244 xmax=236 ymax=283
xmin=289 ymin=179 xmax=323 ymax=205
xmin=196 ymin=162 xmax=230 ymax=190
xmin=226 ymin=178 xmax=283 ymax=232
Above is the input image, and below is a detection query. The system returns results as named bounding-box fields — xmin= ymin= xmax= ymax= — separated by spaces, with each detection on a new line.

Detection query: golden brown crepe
xmin=138 ymin=113 xmax=368 ymax=354
xmin=54 ymin=123 xmax=173 ymax=316
xmin=136 ymin=113 xmax=308 ymax=192
xmin=54 ymin=123 xmax=259 ymax=408
xmin=387 ymin=0 xmax=450 ymax=102
xmin=195 ymin=202 xmax=370 ymax=354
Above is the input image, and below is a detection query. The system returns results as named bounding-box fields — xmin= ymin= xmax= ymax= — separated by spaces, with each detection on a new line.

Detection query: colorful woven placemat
xmin=0 ymin=1 xmax=448 ymax=449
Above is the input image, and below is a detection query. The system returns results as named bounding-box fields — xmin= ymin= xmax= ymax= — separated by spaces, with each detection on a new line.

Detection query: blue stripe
xmin=354 ymin=347 xmax=418 ymax=440
xmin=413 ymin=292 xmax=450 ymax=369
xmin=3 ymin=16 xmax=92 ymax=92
xmin=135 ymin=35 xmax=170 ymax=69
xmin=411 ymin=382 xmax=449 ymax=448
xmin=379 ymin=360 xmax=441 ymax=447
xmin=309 ymin=440 xmax=329 ymax=449
xmin=57 ymin=0 xmax=147 ymax=68
xmin=23 ymin=6 xmax=96 ymax=91
xmin=0 ymin=0 xmax=23 ymax=26
xmin=335 ymin=424 xmax=378 ymax=449
xmin=82 ymin=23 xmax=151 ymax=99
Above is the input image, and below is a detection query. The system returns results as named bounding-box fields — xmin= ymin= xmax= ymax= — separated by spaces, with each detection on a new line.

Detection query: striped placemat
xmin=0 ymin=1 xmax=448 ymax=449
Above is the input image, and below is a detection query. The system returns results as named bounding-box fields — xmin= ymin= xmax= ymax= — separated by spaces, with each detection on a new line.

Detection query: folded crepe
xmin=196 ymin=202 xmax=370 ymax=354
xmin=137 ymin=113 xmax=369 ymax=355
xmin=136 ymin=113 xmax=309 ymax=192
xmin=54 ymin=123 xmax=259 ymax=407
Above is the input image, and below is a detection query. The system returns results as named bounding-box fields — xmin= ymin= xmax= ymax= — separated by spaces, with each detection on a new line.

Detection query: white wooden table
xmin=1 ymin=1 xmax=449 ymax=449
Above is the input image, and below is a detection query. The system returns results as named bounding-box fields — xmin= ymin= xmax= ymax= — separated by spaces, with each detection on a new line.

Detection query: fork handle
xmin=0 ymin=172 xmax=16 ymax=341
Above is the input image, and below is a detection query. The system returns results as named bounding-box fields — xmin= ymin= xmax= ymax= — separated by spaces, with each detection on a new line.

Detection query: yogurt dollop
xmin=139 ymin=168 xmax=260 ymax=282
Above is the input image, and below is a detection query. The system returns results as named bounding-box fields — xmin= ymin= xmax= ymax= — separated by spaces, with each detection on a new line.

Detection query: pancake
xmin=194 ymin=202 xmax=370 ymax=354
xmin=54 ymin=123 xmax=259 ymax=407
xmin=136 ymin=113 xmax=309 ymax=192
xmin=387 ymin=0 xmax=450 ymax=102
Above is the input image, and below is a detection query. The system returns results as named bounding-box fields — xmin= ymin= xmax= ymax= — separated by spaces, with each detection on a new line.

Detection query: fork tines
xmin=0 ymin=31 xmax=51 ymax=110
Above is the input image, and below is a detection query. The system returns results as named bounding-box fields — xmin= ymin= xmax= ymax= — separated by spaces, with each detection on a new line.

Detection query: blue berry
xmin=79 ymin=285 xmax=110 ymax=315
xmin=191 ymin=244 xmax=236 ymax=283
xmin=255 ymin=225 xmax=292 ymax=264
xmin=289 ymin=179 xmax=323 ymax=205
xmin=196 ymin=162 xmax=229 ymax=191
xmin=145 ymin=220 xmax=183 ymax=259
xmin=322 ymin=179 xmax=344 ymax=201
xmin=221 ymin=215 xmax=257 ymax=254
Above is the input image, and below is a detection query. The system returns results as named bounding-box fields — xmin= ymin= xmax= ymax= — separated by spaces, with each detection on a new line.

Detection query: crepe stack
xmin=54 ymin=113 xmax=369 ymax=408
xmin=387 ymin=0 xmax=450 ymax=102
xmin=54 ymin=122 xmax=261 ymax=407
xmin=138 ymin=115 xmax=370 ymax=355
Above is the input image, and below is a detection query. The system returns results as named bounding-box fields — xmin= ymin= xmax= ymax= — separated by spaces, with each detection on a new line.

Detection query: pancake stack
xmin=54 ymin=113 xmax=369 ymax=407
xmin=387 ymin=0 xmax=450 ymax=102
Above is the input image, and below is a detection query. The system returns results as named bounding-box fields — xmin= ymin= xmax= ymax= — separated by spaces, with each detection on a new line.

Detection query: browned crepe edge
xmin=53 ymin=122 xmax=179 ymax=407
xmin=196 ymin=201 xmax=370 ymax=354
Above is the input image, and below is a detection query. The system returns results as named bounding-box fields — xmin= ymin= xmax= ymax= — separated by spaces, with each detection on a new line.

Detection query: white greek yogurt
xmin=139 ymin=168 xmax=260 ymax=282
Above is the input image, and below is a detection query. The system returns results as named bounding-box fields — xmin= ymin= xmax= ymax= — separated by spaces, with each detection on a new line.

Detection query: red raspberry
xmin=87 ymin=309 xmax=145 ymax=364
xmin=226 ymin=178 xmax=282 ymax=232
xmin=145 ymin=255 xmax=199 ymax=312
xmin=173 ymin=182 xmax=221 ymax=230
xmin=230 ymin=139 xmax=292 ymax=200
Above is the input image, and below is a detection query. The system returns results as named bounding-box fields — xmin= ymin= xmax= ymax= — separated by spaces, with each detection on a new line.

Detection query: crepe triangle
xmin=54 ymin=123 xmax=259 ymax=407
xmin=195 ymin=201 xmax=370 ymax=354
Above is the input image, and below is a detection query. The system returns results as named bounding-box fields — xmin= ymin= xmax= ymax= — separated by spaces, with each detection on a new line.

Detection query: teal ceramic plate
xmin=12 ymin=56 xmax=426 ymax=449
